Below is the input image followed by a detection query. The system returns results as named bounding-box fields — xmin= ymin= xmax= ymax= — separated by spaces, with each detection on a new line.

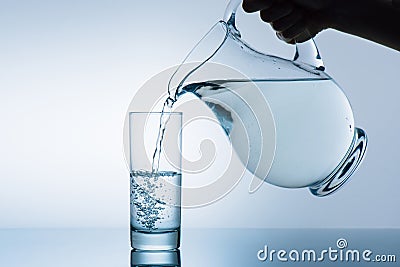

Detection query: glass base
xmin=130 ymin=228 xmax=180 ymax=250
xmin=131 ymin=249 xmax=180 ymax=267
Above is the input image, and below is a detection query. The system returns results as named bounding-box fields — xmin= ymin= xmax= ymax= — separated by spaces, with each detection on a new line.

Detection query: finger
xmin=291 ymin=0 xmax=328 ymax=10
xmin=276 ymin=33 xmax=295 ymax=44
xmin=294 ymin=17 xmax=326 ymax=43
xmin=293 ymin=29 xmax=316 ymax=43
xmin=276 ymin=28 xmax=316 ymax=44
xmin=270 ymin=9 xmax=303 ymax=32
xmin=279 ymin=20 xmax=306 ymax=40
xmin=259 ymin=2 xmax=294 ymax=23
xmin=242 ymin=0 xmax=276 ymax=13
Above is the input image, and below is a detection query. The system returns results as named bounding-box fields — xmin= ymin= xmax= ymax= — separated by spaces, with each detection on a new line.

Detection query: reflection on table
xmin=0 ymin=228 xmax=398 ymax=266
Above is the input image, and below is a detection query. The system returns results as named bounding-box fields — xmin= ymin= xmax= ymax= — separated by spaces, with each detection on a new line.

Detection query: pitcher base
xmin=309 ymin=127 xmax=367 ymax=197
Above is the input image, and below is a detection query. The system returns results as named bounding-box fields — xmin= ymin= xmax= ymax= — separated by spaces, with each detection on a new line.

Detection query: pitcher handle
xmin=224 ymin=0 xmax=325 ymax=70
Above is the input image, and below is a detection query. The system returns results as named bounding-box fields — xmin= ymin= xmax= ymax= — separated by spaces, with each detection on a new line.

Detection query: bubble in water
xmin=131 ymin=170 xmax=181 ymax=230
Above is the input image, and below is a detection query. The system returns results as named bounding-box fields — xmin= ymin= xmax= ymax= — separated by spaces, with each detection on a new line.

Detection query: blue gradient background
xmin=0 ymin=0 xmax=399 ymax=230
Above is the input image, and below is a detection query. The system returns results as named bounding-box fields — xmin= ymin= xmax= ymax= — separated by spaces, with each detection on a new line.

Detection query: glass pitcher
xmin=169 ymin=0 xmax=367 ymax=197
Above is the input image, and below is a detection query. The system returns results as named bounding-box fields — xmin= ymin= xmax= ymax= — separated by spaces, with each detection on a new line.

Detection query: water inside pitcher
xmin=168 ymin=0 xmax=367 ymax=196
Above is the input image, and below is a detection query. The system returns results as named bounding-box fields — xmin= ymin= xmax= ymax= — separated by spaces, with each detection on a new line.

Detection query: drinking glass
xmin=129 ymin=112 xmax=182 ymax=250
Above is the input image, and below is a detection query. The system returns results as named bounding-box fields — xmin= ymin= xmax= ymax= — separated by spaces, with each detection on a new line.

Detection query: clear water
xmin=136 ymin=76 xmax=180 ymax=231
xmin=151 ymin=96 xmax=176 ymax=173
xmin=179 ymin=78 xmax=354 ymax=188
xmin=130 ymin=170 xmax=181 ymax=231
xmin=150 ymin=77 xmax=353 ymax=191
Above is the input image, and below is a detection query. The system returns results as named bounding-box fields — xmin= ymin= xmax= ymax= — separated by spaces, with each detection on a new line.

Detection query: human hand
xmin=242 ymin=0 xmax=336 ymax=43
